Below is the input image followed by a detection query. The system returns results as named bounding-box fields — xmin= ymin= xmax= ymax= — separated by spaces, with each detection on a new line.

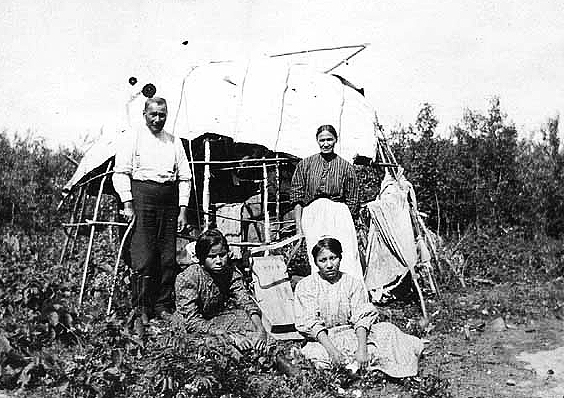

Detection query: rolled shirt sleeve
xmin=175 ymin=137 xmax=192 ymax=206
xmin=348 ymin=278 xmax=377 ymax=332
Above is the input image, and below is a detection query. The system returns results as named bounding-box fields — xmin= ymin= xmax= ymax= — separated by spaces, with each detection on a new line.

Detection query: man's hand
xmin=122 ymin=201 xmax=135 ymax=223
xmin=177 ymin=206 xmax=189 ymax=232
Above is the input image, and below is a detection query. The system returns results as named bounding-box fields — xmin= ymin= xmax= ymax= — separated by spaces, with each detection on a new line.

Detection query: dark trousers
xmin=130 ymin=180 xmax=179 ymax=315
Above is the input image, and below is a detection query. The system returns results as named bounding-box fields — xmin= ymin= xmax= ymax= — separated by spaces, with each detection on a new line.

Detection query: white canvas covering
xmin=363 ymin=170 xmax=416 ymax=299
xmin=173 ymin=57 xmax=379 ymax=163
xmin=63 ymin=57 xmax=378 ymax=199
xmin=62 ymin=129 xmax=118 ymax=196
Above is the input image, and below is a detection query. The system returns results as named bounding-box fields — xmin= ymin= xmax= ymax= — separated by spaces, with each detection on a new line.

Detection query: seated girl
xmin=294 ymin=237 xmax=424 ymax=377
xmin=171 ymin=229 xmax=267 ymax=351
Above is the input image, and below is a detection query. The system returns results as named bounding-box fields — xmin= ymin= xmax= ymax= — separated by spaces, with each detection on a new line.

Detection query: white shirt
xmin=112 ymin=126 xmax=192 ymax=205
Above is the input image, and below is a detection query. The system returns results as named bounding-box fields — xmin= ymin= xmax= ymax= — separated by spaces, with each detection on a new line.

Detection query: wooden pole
xmin=379 ymin=138 xmax=430 ymax=315
xmin=262 ymin=159 xmax=271 ymax=244
xmin=63 ymin=154 xmax=79 ymax=167
xmin=286 ymin=236 xmax=305 ymax=264
xmin=324 ymin=45 xmax=368 ymax=73
xmin=188 ymin=157 xmax=292 ymax=165
xmin=106 ymin=217 xmax=135 ymax=316
xmin=62 ymin=220 xmax=129 ymax=227
xmin=59 ymin=187 xmax=83 ymax=265
xmin=217 ymin=163 xmax=279 ymax=171
xmin=409 ymin=267 xmax=429 ymax=320
xmin=249 ymin=234 xmax=303 ymax=254
xmin=69 ymin=187 xmax=88 ymax=257
xmin=109 ymin=205 xmax=116 ymax=252
xmin=275 ymin=154 xmax=280 ymax=222
xmin=376 ymin=140 xmax=387 ymax=167
xmin=274 ymin=155 xmax=280 ymax=241
xmin=383 ymin=142 xmax=400 ymax=178
xmin=187 ymin=139 xmax=202 ymax=231
xmin=377 ymin=139 xmax=396 ymax=179
xmin=202 ymin=139 xmax=211 ymax=230
xmin=270 ymin=43 xmax=369 ymax=58
xmin=75 ymin=171 xmax=114 ymax=189
xmin=78 ymin=161 xmax=112 ymax=308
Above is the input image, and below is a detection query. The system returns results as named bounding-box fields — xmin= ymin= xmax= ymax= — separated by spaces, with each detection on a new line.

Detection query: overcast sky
xmin=1 ymin=0 xmax=563 ymax=148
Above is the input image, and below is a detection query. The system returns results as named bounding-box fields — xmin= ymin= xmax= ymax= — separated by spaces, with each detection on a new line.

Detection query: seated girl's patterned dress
xmin=171 ymin=229 xmax=267 ymax=351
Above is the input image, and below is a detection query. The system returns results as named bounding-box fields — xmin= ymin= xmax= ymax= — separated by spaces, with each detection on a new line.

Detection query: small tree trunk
xmin=435 ymin=192 xmax=440 ymax=236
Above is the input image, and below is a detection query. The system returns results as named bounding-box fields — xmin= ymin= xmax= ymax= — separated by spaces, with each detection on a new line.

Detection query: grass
xmin=1 ymin=224 xmax=563 ymax=397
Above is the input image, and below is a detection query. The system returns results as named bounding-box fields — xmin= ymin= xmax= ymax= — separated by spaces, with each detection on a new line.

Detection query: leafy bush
xmin=0 ymin=129 xmax=79 ymax=232
xmin=446 ymin=226 xmax=564 ymax=285
xmin=0 ymin=224 xmax=452 ymax=398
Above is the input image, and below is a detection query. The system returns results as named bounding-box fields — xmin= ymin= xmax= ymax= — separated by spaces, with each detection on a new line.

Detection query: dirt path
xmin=423 ymin=314 xmax=564 ymax=397
xmin=517 ymin=345 xmax=564 ymax=397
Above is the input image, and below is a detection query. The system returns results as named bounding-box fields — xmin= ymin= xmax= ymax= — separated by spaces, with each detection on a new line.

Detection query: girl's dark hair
xmin=195 ymin=229 xmax=229 ymax=264
xmin=316 ymin=124 xmax=338 ymax=140
xmin=311 ymin=237 xmax=343 ymax=261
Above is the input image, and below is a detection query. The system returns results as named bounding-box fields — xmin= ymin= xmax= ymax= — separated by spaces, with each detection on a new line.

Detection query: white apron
xmin=301 ymin=198 xmax=364 ymax=283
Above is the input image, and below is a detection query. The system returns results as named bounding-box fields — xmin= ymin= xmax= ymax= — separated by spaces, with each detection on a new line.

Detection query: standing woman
xmin=290 ymin=124 xmax=363 ymax=282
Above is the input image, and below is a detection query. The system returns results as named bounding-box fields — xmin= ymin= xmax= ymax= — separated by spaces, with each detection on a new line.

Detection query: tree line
xmin=0 ymin=130 xmax=79 ymax=231
xmin=389 ymin=97 xmax=563 ymax=239
xmin=1 ymin=98 xmax=562 ymax=240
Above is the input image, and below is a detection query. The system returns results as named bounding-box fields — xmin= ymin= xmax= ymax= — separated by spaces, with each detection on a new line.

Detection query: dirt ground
xmin=417 ymin=282 xmax=564 ymax=398
xmin=2 ymin=245 xmax=564 ymax=398
xmin=3 ymin=286 xmax=564 ymax=398
xmin=423 ymin=318 xmax=564 ymax=397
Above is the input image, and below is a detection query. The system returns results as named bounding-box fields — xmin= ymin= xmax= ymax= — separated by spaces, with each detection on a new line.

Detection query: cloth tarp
xmin=364 ymin=170 xmax=416 ymax=297
xmin=251 ymin=255 xmax=302 ymax=339
xmin=173 ymin=57 xmax=378 ymax=163
xmin=301 ymin=198 xmax=364 ymax=282
xmin=63 ymin=57 xmax=379 ymax=197
xmin=215 ymin=203 xmax=243 ymax=258
xmin=62 ymin=129 xmax=118 ymax=196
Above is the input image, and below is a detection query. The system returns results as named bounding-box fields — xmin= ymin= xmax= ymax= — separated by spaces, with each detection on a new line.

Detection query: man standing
xmin=113 ymin=97 xmax=191 ymax=326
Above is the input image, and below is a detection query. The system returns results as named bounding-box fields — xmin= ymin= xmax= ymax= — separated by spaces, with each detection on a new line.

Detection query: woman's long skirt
xmin=300 ymin=322 xmax=424 ymax=378
xmin=301 ymin=198 xmax=364 ymax=283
